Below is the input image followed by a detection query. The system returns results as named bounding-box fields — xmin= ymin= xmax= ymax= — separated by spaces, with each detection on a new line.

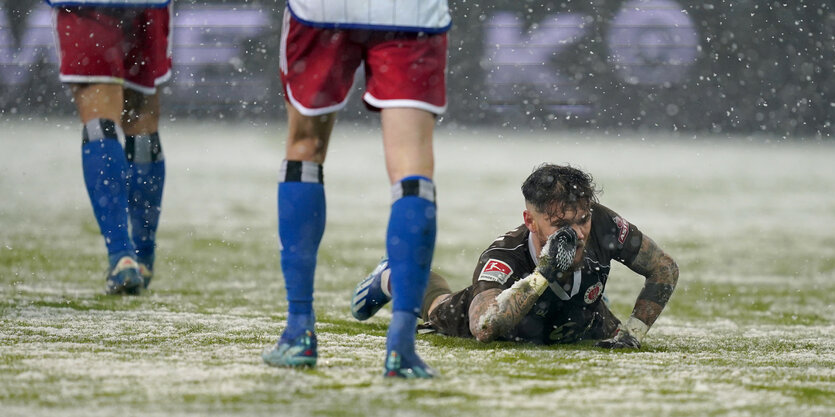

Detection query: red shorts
xmin=54 ymin=6 xmax=172 ymax=94
xmin=280 ymin=12 xmax=448 ymax=116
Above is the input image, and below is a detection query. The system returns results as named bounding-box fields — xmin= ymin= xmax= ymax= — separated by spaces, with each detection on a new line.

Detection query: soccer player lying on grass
xmin=352 ymin=164 xmax=679 ymax=348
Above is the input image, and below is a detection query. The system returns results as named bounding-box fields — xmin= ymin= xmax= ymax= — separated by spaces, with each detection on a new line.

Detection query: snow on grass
xmin=2 ymin=120 xmax=835 ymax=416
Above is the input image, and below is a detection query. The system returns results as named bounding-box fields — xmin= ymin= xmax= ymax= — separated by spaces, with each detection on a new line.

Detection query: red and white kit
xmin=280 ymin=0 xmax=451 ymax=116
xmin=51 ymin=1 xmax=172 ymax=94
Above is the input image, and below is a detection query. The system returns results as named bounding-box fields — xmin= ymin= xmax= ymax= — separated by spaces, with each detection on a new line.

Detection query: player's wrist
xmin=623 ymin=316 xmax=649 ymax=343
xmin=527 ymin=271 xmax=550 ymax=295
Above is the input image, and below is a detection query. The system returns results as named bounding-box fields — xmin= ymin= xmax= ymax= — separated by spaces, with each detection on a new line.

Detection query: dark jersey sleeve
xmin=590 ymin=203 xmax=643 ymax=266
xmin=469 ymin=224 xmax=535 ymax=298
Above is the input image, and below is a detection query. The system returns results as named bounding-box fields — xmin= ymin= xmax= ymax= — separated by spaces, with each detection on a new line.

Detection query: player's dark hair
xmin=522 ymin=164 xmax=599 ymax=218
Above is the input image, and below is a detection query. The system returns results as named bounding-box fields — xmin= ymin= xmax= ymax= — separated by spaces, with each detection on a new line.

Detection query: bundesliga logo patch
xmin=613 ymin=215 xmax=630 ymax=244
xmin=478 ymin=259 xmax=513 ymax=285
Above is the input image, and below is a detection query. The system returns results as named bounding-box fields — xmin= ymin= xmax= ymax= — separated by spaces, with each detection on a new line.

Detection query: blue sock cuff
xmin=391 ymin=176 xmax=436 ymax=204
xmin=83 ymin=118 xmax=123 ymax=143
xmin=280 ymin=160 xmax=323 ymax=184
xmin=125 ymin=133 xmax=164 ymax=163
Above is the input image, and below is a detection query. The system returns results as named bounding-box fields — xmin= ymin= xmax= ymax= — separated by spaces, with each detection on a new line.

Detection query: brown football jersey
xmin=428 ymin=203 xmax=643 ymax=344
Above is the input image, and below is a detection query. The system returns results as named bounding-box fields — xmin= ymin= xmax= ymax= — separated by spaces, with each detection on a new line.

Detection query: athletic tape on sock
xmin=390 ymin=177 xmax=435 ymax=203
xmin=280 ymin=160 xmax=323 ymax=184
xmin=125 ymin=133 xmax=164 ymax=163
xmin=82 ymin=119 xmax=124 ymax=144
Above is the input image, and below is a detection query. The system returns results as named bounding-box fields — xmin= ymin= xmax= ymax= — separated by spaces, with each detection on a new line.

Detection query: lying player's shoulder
xmin=486 ymin=224 xmax=528 ymax=250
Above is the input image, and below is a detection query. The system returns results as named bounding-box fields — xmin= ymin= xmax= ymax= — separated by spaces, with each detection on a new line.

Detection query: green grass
xmin=1 ymin=121 xmax=834 ymax=416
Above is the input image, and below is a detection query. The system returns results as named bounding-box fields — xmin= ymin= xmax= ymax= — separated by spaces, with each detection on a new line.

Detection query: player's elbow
xmin=668 ymin=256 xmax=680 ymax=287
xmin=469 ymin=318 xmax=499 ymax=343
xmin=471 ymin=326 xmax=498 ymax=343
xmin=467 ymin=291 xmax=505 ymax=343
xmin=651 ymin=253 xmax=679 ymax=288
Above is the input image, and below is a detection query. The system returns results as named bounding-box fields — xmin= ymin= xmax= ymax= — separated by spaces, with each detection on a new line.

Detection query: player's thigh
xmin=363 ymin=31 xmax=447 ymax=114
xmin=280 ymin=12 xmax=363 ymax=115
xmin=55 ymin=7 xmax=126 ymax=85
xmin=123 ymin=6 xmax=173 ymax=96
xmin=72 ymin=83 xmax=124 ymax=124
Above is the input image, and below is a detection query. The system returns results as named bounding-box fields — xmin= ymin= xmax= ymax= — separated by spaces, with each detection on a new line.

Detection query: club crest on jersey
xmin=478 ymin=259 xmax=513 ymax=285
xmin=613 ymin=215 xmax=630 ymax=244
xmin=584 ymin=281 xmax=603 ymax=304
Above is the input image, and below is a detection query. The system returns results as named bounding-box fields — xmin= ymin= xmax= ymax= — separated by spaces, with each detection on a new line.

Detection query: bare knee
xmin=122 ymin=90 xmax=160 ymax=135
xmin=285 ymin=105 xmax=335 ymax=163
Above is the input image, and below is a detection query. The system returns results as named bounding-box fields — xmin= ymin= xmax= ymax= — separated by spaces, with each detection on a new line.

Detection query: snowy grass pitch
xmin=1 ymin=120 xmax=834 ymax=416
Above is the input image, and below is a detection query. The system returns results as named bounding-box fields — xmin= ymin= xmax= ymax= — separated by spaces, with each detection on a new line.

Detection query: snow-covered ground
xmin=1 ymin=120 xmax=834 ymax=416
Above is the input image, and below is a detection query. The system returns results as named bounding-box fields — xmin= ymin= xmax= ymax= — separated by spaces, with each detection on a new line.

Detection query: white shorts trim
xmin=59 ymin=74 xmax=125 ymax=86
xmin=363 ymin=93 xmax=447 ymax=115
xmin=123 ymin=81 xmax=158 ymax=95
xmin=60 ymin=74 xmax=169 ymax=95
xmin=285 ymin=84 xmax=353 ymax=117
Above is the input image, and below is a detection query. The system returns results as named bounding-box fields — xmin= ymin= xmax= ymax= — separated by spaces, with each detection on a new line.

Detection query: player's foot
xmin=351 ymin=258 xmax=391 ymax=321
xmin=262 ymin=329 xmax=317 ymax=368
xmin=383 ymin=350 xmax=437 ymax=379
xmin=105 ymin=256 xmax=144 ymax=295
xmin=137 ymin=262 xmax=153 ymax=290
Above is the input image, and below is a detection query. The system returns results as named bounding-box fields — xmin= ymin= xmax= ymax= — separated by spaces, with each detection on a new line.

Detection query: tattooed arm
xmin=597 ymin=235 xmax=679 ymax=349
xmin=467 ymin=228 xmax=578 ymax=342
xmin=467 ymin=273 xmax=550 ymax=343
xmin=627 ymin=235 xmax=679 ymax=328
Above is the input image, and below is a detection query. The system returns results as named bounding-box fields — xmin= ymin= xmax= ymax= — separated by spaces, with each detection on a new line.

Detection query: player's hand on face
xmin=595 ymin=328 xmax=641 ymax=350
xmin=536 ymin=226 xmax=578 ymax=284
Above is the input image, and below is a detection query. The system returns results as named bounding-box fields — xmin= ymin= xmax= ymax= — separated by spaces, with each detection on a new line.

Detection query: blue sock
xmin=387 ymin=311 xmax=419 ymax=357
xmin=278 ymin=160 xmax=325 ymax=328
xmin=125 ymin=133 xmax=165 ymax=269
xmin=280 ymin=312 xmax=316 ymax=344
xmin=81 ymin=119 xmax=134 ymax=268
xmin=386 ymin=176 xmax=437 ymax=354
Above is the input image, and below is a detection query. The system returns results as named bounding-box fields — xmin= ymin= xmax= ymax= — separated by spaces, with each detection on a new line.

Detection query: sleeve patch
xmin=613 ymin=215 xmax=630 ymax=244
xmin=478 ymin=259 xmax=514 ymax=285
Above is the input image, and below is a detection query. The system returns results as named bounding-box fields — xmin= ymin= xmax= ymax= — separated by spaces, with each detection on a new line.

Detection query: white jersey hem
xmin=46 ymin=0 xmax=170 ymax=7
xmin=287 ymin=0 xmax=451 ymax=33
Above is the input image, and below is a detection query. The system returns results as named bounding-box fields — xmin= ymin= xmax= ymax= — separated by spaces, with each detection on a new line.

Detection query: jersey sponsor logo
xmin=478 ymin=259 xmax=513 ymax=285
xmin=584 ymin=281 xmax=603 ymax=304
xmin=613 ymin=215 xmax=630 ymax=244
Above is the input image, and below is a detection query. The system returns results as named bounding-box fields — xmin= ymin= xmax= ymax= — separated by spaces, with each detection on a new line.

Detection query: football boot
xmin=137 ymin=262 xmax=154 ymax=290
xmin=262 ymin=329 xmax=318 ymax=368
xmin=383 ymin=350 xmax=437 ymax=379
xmin=351 ymin=258 xmax=391 ymax=321
xmin=105 ymin=256 xmax=144 ymax=295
